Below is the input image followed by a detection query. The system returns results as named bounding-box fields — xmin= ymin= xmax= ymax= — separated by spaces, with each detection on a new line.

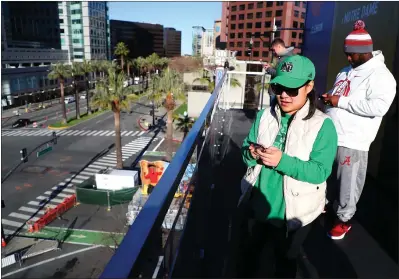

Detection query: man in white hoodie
xmin=322 ymin=20 xmax=397 ymax=240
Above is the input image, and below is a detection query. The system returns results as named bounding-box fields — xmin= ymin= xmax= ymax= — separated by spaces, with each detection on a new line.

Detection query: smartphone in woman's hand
xmin=249 ymin=141 xmax=266 ymax=153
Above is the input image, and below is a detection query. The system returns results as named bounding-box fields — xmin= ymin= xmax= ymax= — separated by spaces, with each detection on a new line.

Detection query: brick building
xmin=224 ymin=1 xmax=307 ymax=61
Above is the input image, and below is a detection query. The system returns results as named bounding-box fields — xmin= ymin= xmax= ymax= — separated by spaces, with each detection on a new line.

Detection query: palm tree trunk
xmin=166 ymin=109 xmax=174 ymax=161
xmin=114 ymin=108 xmax=123 ymax=169
xmin=127 ymin=65 xmax=130 ymax=77
xmin=74 ymin=80 xmax=80 ymax=119
xmin=60 ymin=81 xmax=67 ymax=125
xmin=86 ymin=74 xmax=91 ymax=115
xmin=121 ymin=56 xmax=124 ymax=73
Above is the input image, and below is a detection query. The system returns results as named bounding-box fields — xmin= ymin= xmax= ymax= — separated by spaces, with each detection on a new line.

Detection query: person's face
xmin=345 ymin=52 xmax=368 ymax=68
xmin=272 ymin=81 xmax=314 ymax=115
xmin=271 ymin=44 xmax=284 ymax=56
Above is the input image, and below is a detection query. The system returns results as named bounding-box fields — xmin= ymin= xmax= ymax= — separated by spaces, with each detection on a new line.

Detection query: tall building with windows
xmin=201 ymin=28 xmax=214 ymax=57
xmin=224 ymin=1 xmax=307 ymax=61
xmin=164 ymin=28 xmax=182 ymax=58
xmin=58 ymin=1 xmax=111 ymax=62
xmin=1 ymin=1 xmax=69 ymax=107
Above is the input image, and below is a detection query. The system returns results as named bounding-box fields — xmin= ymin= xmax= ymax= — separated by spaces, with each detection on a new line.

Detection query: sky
xmin=108 ymin=1 xmax=222 ymax=56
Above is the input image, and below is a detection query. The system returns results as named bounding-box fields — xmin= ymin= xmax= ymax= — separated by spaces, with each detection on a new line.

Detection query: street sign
xmin=36 ymin=145 xmax=53 ymax=157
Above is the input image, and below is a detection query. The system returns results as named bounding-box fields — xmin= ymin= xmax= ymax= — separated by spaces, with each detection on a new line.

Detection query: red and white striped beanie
xmin=344 ymin=20 xmax=373 ymax=53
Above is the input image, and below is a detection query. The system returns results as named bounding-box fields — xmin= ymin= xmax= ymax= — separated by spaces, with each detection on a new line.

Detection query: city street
xmin=1 ymin=96 xmax=165 ymax=238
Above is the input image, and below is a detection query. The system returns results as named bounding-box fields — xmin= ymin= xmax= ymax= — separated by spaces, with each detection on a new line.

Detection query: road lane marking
xmin=1 ymin=219 xmax=24 ymax=228
xmin=153 ymin=138 xmax=164 ymax=151
xmin=44 ymin=191 xmax=72 ymax=198
xmin=9 ymin=212 xmax=39 ymax=222
xmin=36 ymin=196 xmax=64 ymax=203
xmin=28 ymin=201 xmax=58 ymax=207
xmin=138 ymin=131 xmax=145 ymax=136
xmin=132 ymin=131 xmax=139 ymax=136
xmin=19 ymin=206 xmax=46 ymax=215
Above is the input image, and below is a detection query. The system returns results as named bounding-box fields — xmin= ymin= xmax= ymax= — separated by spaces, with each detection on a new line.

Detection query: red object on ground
xmin=1 ymin=237 xmax=6 ymax=247
xmin=137 ymin=117 xmax=149 ymax=131
xmin=327 ymin=222 xmax=352 ymax=240
xmin=28 ymin=194 xmax=76 ymax=233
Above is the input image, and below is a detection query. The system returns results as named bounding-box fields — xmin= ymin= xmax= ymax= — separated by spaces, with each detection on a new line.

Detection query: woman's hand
xmin=258 ymin=146 xmax=283 ymax=167
xmin=249 ymin=145 xmax=260 ymax=160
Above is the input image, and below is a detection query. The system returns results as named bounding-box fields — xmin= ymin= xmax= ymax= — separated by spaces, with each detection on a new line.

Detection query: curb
xmin=47 ymin=110 xmax=108 ymax=131
xmin=47 ymin=125 xmax=68 ymax=130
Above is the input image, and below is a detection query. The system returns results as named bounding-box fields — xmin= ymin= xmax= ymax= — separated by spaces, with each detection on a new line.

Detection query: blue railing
xmin=100 ymin=70 xmax=228 ymax=279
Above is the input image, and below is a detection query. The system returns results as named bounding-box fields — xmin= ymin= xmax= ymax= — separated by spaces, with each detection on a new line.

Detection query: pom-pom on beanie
xmin=344 ymin=20 xmax=373 ymax=53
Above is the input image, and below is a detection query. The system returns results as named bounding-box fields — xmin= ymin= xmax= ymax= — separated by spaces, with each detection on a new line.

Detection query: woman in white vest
xmin=239 ymin=55 xmax=338 ymax=278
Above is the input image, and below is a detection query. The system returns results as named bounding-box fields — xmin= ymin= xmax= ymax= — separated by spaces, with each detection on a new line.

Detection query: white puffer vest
xmin=241 ymin=101 xmax=329 ymax=230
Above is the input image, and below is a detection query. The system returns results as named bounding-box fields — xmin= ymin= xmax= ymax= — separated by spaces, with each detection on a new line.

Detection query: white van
xmin=64 ymin=96 xmax=75 ymax=104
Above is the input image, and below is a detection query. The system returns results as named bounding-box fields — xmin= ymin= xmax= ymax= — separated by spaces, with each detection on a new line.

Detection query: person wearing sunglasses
xmin=239 ymin=55 xmax=338 ymax=278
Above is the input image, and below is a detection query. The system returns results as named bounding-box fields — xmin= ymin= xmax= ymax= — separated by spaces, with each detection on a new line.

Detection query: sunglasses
xmin=270 ymin=81 xmax=310 ymax=97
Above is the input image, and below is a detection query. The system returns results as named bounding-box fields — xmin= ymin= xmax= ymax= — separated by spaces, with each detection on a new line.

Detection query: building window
xmin=275 ymin=20 xmax=282 ymax=27
xmin=73 ymin=48 xmax=84 ymax=52
xmin=73 ymin=39 xmax=81 ymax=44
xmin=294 ymin=10 xmax=299 ymax=17
xmin=58 ymin=8 xmax=63 ymax=14
xmin=238 ymin=32 xmax=243 ymax=38
xmin=230 ymin=33 xmax=235 ymax=39
xmin=72 ymin=19 xmax=81 ymax=24
xmin=239 ymin=14 xmax=244 ymax=20
xmin=262 ymin=51 xmax=269 ymax=57
xmin=275 ymin=31 xmax=281 ymax=37
xmin=231 ymin=24 xmax=236 ymax=30
xmin=256 ymin=12 xmax=262 ymax=19
xmin=301 ymin=12 xmax=306 ymax=19
xmin=246 ymin=32 xmax=252 ymax=38
xmin=60 ymin=28 xmax=64 ymax=34
xmin=299 ymin=33 xmax=303 ymax=39
xmin=229 ymin=42 xmax=235 ymax=47
xmin=255 ymin=22 xmax=262 ymax=28
xmin=239 ymin=23 xmax=244 ymax=29
xmin=231 ymin=15 xmax=236 ymax=20
xmin=292 ymin=32 xmax=297 ymax=38
xmin=291 ymin=42 xmax=296 ymax=47
xmin=231 ymin=5 xmax=237 ymax=11
xmin=71 ymin=9 xmax=82 ymax=15
xmin=263 ymin=41 xmax=268 ymax=47
xmin=300 ymin=22 xmax=304 ymax=28
xmin=266 ymin=2 xmax=273 ymax=7
xmin=276 ymin=1 xmax=284 ymax=6
xmin=264 ymin=21 xmax=271 ymax=28
xmin=254 ymin=32 xmax=261 ymax=38
xmin=276 ymin=10 xmax=283 ymax=17
xmin=236 ymin=50 xmax=242 ymax=56
xmin=247 ymin=13 xmax=253 ymax=19
xmin=253 ymin=51 xmax=259 ymax=57
xmin=237 ymin=42 xmax=243 ymax=47
xmin=59 ymin=19 xmax=64 ymax=24
xmin=248 ymin=3 xmax=254 ymax=9
xmin=295 ymin=1 xmax=301 ymax=7
xmin=239 ymin=4 xmax=245 ymax=10
xmin=247 ymin=22 xmax=253 ymax=29
xmin=254 ymin=41 xmax=260 ymax=47
xmin=265 ymin=11 xmax=272 ymax=17
xmin=257 ymin=2 xmax=263 ymax=8
xmin=302 ymin=1 xmax=307 ymax=8
xmin=293 ymin=21 xmax=298 ymax=28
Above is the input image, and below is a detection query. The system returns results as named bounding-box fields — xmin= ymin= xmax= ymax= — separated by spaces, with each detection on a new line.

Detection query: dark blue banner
xmin=302 ymin=1 xmax=336 ymax=94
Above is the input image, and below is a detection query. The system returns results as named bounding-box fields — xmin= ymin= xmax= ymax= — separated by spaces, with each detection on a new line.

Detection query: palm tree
xmin=175 ymin=111 xmax=194 ymax=140
xmin=135 ymin=56 xmax=146 ymax=93
xmin=71 ymin=62 xmax=83 ymax=119
xmin=80 ymin=60 xmax=93 ymax=115
xmin=126 ymin=58 xmax=133 ymax=78
xmin=48 ymin=63 xmax=72 ymax=125
xmin=91 ymin=68 xmax=138 ymax=169
xmin=150 ymin=68 xmax=186 ymax=160
xmin=114 ymin=42 xmax=130 ymax=73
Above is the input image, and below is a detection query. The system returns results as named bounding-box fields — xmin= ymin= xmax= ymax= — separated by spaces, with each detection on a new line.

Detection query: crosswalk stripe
xmin=93 ymin=161 xmax=115 ymax=167
xmin=2 ymin=131 xmax=15 ymax=135
xmin=51 ymin=186 xmax=75 ymax=193
xmin=138 ymin=131 xmax=145 ymax=136
xmin=80 ymin=130 xmax=91 ymax=135
xmin=73 ymin=130 xmax=85 ymax=136
xmin=9 ymin=212 xmax=39 ymax=222
xmin=4 ymin=229 xmax=15 ymax=235
xmin=107 ymin=132 xmax=116 ymax=136
xmin=104 ymin=131 xmax=113 ymax=136
xmin=28 ymin=201 xmax=58 ymax=207
xmin=44 ymin=191 xmax=71 ymax=198
xmin=74 ymin=174 xmax=90 ymax=180
xmin=56 ymin=130 xmax=67 ymax=135
xmin=98 ymin=158 xmax=116 ymax=163
xmin=78 ymin=171 xmax=95 ymax=176
xmin=124 ymin=131 xmax=133 ymax=136
xmin=98 ymin=131 xmax=109 ymax=136
xmin=19 ymin=206 xmax=46 ymax=215
xmin=61 ymin=130 xmax=74 ymax=135
xmin=132 ymin=131 xmax=139 ymax=136
xmin=93 ymin=131 xmax=103 ymax=136
xmin=17 ymin=130 xmax=33 ymax=136
xmin=1 ymin=219 xmax=24 ymax=228
xmin=121 ymin=131 xmax=128 ymax=136
xmin=84 ymin=167 xmax=102 ymax=172
xmin=10 ymin=130 xmax=25 ymax=136
xmin=36 ymin=196 xmax=64 ymax=203
xmin=87 ymin=164 xmax=107 ymax=170
xmin=36 ymin=130 xmax=51 ymax=136
xmin=68 ymin=130 xmax=80 ymax=136
xmin=30 ymin=130 xmax=45 ymax=136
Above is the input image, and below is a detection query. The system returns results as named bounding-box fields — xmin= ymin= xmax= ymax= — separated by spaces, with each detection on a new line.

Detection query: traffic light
xmin=246 ymin=47 xmax=252 ymax=57
xmin=52 ymin=132 xmax=57 ymax=145
xmin=20 ymin=148 xmax=28 ymax=163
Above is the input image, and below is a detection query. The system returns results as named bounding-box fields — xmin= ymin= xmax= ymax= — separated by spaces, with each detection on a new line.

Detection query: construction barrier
xmin=28 ymin=194 xmax=76 ymax=233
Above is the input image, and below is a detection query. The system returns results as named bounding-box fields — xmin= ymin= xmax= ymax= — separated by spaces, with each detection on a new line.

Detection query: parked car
xmin=64 ymin=96 xmax=75 ymax=104
xmin=12 ymin=118 xmax=32 ymax=128
xmin=80 ymin=94 xmax=86 ymax=100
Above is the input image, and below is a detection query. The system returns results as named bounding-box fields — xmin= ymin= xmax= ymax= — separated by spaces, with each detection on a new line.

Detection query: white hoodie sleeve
xmin=337 ymin=71 xmax=397 ymax=117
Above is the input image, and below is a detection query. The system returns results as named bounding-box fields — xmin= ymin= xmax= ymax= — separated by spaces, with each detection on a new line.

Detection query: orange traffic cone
xmin=1 ymin=237 xmax=6 ymax=247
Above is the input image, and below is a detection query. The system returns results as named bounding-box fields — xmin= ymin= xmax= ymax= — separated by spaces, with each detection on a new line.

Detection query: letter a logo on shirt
xmin=332 ymin=79 xmax=351 ymax=97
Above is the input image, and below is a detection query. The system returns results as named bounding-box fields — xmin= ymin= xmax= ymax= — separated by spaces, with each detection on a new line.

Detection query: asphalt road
xmin=1 ymin=96 xmax=163 ymax=235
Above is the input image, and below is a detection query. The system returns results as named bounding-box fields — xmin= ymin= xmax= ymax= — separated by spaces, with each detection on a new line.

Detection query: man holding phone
xmin=322 ymin=20 xmax=397 ymax=240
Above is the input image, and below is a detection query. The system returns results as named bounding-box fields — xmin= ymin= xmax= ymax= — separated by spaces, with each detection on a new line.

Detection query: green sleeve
xmin=275 ymin=118 xmax=338 ymax=184
xmin=242 ymin=109 xmax=265 ymax=167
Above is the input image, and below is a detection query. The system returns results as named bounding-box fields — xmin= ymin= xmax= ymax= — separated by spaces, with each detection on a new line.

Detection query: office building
xmin=213 ymin=19 xmax=226 ymax=50
xmin=1 ymin=1 xmax=69 ymax=107
xmin=110 ymin=20 xmax=164 ymax=59
xmin=221 ymin=2 xmax=229 ymax=45
xmin=58 ymin=1 xmax=111 ymax=62
xmin=192 ymin=26 xmax=205 ymax=57
xmin=201 ymin=28 xmax=214 ymax=57
xmin=225 ymin=1 xmax=307 ymax=60
xmin=164 ymin=28 xmax=182 ymax=57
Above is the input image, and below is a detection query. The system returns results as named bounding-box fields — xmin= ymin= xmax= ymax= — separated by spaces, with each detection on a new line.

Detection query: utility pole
xmin=152 ymin=81 xmax=155 ymax=127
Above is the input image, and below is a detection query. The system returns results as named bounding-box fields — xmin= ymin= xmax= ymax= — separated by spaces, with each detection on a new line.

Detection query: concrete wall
xmin=187 ymin=91 xmax=211 ymax=118
xmin=183 ymin=72 xmax=202 ymax=85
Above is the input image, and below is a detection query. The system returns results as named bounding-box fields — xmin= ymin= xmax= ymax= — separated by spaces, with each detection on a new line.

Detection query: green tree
xmin=174 ymin=111 xmax=194 ymax=140
xmin=91 ymin=68 xmax=138 ymax=169
xmin=150 ymin=68 xmax=186 ymax=160
xmin=114 ymin=42 xmax=130 ymax=73
xmin=135 ymin=56 xmax=146 ymax=92
xmin=80 ymin=60 xmax=93 ymax=115
xmin=48 ymin=63 xmax=72 ymax=124
xmin=71 ymin=62 xmax=83 ymax=119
